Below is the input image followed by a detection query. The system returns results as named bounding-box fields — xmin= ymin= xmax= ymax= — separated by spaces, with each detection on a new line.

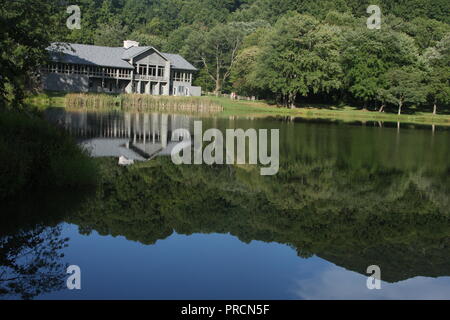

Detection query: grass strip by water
xmin=65 ymin=93 xmax=223 ymax=113
xmin=210 ymin=97 xmax=450 ymax=126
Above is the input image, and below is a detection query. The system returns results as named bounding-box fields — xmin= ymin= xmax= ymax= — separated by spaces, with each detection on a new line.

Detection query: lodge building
xmin=41 ymin=40 xmax=201 ymax=96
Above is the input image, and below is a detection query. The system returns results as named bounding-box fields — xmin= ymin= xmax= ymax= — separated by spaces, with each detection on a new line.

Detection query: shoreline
xmin=26 ymin=92 xmax=450 ymax=127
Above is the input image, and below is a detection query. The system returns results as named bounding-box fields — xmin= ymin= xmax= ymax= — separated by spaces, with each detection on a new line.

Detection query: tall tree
xmin=183 ymin=22 xmax=251 ymax=95
xmin=254 ymin=12 xmax=343 ymax=108
xmin=380 ymin=66 xmax=427 ymax=115
xmin=423 ymin=34 xmax=450 ymax=114
xmin=0 ymin=0 xmax=56 ymax=108
xmin=342 ymin=29 xmax=420 ymax=110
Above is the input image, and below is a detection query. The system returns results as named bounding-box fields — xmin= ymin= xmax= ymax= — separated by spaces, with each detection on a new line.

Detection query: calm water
xmin=1 ymin=109 xmax=449 ymax=300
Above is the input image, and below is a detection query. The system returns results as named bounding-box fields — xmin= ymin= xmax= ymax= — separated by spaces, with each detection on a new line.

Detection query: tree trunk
xmin=288 ymin=93 xmax=296 ymax=109
xmin=214 ymin=79 xmax=221 ymax=97
xmin=378 ymin=104 xmax=385 ymax=113
xmin=398 ymin=101 xmax=402 ymax=116
xmin=362 ymin=100 xmax=368 ymax=111
xmin=433 ymin=103 xmax=437 ymax=115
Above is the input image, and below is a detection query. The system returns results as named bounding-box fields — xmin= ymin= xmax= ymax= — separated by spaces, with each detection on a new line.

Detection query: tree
xmin=94 ymin=19 xmax=129 ymax=47
xmin=230 ymin=46 xmax=262 ymax=96
xmin=342 ymin=29 xmax=420 ymax=110
xmin=423 ymin=34 xmax=450 ymax=114
xmin=0 ymin=0 xmax=56 ymax=108
xmin=127 ymin=31 xmax=168 ymax=50
xmin=404 ymin=17 xmax=450 ymax=50
xmin=425 ymin=69 xmax=450 ymax=115
xmin=381 ymin=66 xmax=427 ymax=115
xmin=254 ymin=13 xmax=343 ymax=108
xmin=183 ymin=23 xmax=248 ymax=95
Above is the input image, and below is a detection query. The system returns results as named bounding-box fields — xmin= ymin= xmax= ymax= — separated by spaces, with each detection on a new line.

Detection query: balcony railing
xmin=134 ymin=74 xmax=165 ymax=81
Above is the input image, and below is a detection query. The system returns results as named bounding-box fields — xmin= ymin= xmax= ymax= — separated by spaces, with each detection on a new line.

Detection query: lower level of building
xmin=41 ymin=72 xmax=202 ymax=97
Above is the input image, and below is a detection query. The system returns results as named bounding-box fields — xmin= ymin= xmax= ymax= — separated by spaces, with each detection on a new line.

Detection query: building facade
xmin=41 ymin=40 xmax=201 ymax=96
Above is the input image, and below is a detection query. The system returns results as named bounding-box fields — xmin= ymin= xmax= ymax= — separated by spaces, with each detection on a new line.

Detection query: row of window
xmin=135 ymin=65 xmax=165 ymax=78
xmin=43 ymin=63 xmax=192 ymax=82
xmin=172 ymin=71 xmax=192 ymax=82
xmin=43 ymin=63 xmax=132 ymax=78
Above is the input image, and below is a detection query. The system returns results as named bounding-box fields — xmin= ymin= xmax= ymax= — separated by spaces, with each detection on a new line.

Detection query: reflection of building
xmin=41 ymin=40 xmax=201 ymax=96
xmin=46 ymin=110 xmax=193 ymax=161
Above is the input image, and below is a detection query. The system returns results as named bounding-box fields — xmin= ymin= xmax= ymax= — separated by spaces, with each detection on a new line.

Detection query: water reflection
xmin=45 ymin=109 xmax=192 ymax=159
xmin=0 ymin=192 xmax=89 ymax=300
xmin=2 ymin=110 xmax=449 ymax=299
xmin=0 ymin=225 xmax=68 ymax=300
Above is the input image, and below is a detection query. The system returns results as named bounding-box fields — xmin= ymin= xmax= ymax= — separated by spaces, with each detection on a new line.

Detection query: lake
xmin=1 ymin=109 xmax=449 ymax=300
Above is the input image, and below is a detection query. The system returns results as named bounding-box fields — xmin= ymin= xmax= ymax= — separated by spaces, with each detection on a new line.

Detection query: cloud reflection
xmin=294 ymin=265 xmax=450 ymax=300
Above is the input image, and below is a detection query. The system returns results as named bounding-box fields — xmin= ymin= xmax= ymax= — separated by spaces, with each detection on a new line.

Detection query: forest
xmin=1 ymin=0 xmax=449 ymax=114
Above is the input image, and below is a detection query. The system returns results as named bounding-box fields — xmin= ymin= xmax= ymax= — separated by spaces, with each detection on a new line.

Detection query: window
xmin=149 ymin=65 xmax=157 ymax=77
xmin=158 ymin=66 xmax=165 ymax=77
xmin=173 ymin=71 xmax=185 ymax=82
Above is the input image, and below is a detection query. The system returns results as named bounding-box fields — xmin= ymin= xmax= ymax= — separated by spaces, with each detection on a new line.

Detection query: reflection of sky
xmin=294 ymin=267 xmax=450 ymax=300
xmin=37 ymin=223 xmax=450 ymax=300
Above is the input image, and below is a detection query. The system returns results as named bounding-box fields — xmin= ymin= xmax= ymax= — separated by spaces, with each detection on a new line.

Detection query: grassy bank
xmin=210 ymin=97 xmax=450 ymax=126
xmin=27 ymin=91 xmax=450 ymax=126
xmin=64 ymin=93 xmax=223 ymax=113
xmin=0 ymin=111 xmax=98 ymax=199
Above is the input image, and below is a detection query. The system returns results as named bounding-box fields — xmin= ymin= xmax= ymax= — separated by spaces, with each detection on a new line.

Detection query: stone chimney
xmin=123 ymin=40 xmax=139 ymax=49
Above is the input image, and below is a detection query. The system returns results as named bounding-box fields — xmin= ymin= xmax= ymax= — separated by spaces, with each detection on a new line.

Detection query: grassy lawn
xmin=208 ymin=96 xmax=450 ymax=126
xmin=27 ymin=92 xmax=450 ymax=126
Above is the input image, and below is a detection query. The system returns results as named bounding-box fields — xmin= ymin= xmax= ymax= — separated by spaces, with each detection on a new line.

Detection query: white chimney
xmin=123 ymin=40 xmax=139 ymax=49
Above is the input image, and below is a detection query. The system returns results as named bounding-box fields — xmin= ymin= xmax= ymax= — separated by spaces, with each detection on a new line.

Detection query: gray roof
xmin=47 ymin=43 xmax=197 ymax=71
xmin=48 ymin=43 xmax=133 ymax=69
xmin=121 ymin=46 xmax=153 ymax=60
xmin=162 ymin=53 xmax=197 ymax=71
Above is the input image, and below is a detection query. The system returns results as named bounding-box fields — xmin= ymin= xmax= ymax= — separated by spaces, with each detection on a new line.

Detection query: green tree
xmin=423 ymin=34 xmax=450 ymax=114
xmin=254 ymin=13 xmax=343 ymax=108
xmin=230 ymin=46 xmax=261 ymax=96
xmin=404 ymin=17 xmax=450 ymax=50
xmin=342 ymin=29 xmax=420 ymax=110
xmin=0 ymin=0 xmax=56 ymax=108
xmin=183 ymin=23 xmax=248 ymax=95
xmin=380 ymin=66 xmax=427 ymax=115
xmin=127 ymin=31 xmax=168 ymax=49
xmin=94 ymin=19 xmax=129 ymax=47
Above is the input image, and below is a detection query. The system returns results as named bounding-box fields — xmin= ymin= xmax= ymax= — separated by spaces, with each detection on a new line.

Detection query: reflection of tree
xmin=0 ymin=225 xmax=68 ymax=300
xmin=0 ymin=192 xmax=89 ymax=299
xmin=69 ymin=150 xmax=450 ymax=283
